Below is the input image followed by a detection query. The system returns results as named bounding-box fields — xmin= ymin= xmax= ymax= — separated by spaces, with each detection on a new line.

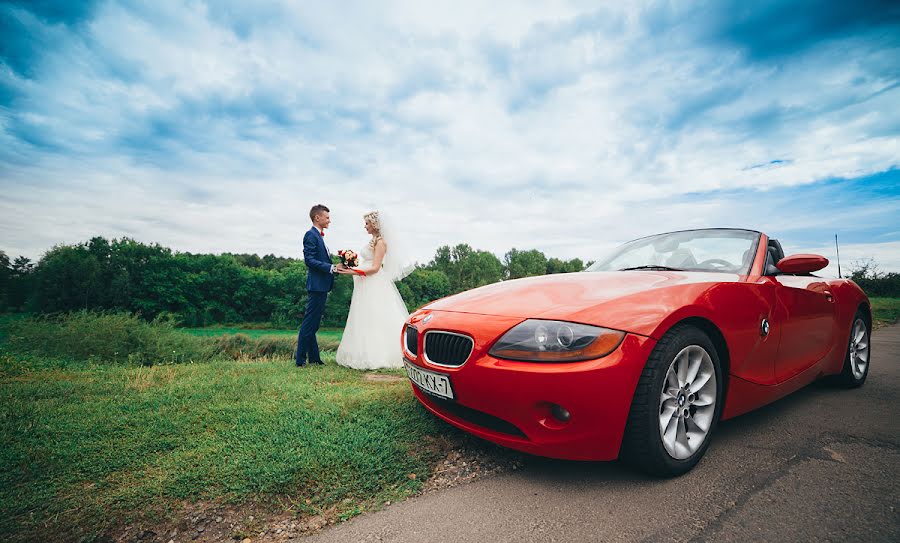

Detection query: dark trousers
xmin=297 ymin=291 xmax=327 ymax=365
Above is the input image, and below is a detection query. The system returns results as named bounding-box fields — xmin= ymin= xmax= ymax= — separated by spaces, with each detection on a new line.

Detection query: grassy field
xmin=0 ymin=350 xmax=444 ymax=542
xmin=2 ymin=314 xmax=420 ymax=542
xmin=871 ymin=297 xmax=900 ymax=326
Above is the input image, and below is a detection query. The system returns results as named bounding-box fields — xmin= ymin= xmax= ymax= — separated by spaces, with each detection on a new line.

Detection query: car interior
xmin=665 ymin=248 xmax=697 ymax=269
xmin=764 ymin=238 xmax=786 ymax=275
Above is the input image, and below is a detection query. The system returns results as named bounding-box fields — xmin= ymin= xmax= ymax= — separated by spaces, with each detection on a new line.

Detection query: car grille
xmin=405 ymin=325 xmax=418 ymax=356
xmin=424 ymin=332 xmax=473 ymax=367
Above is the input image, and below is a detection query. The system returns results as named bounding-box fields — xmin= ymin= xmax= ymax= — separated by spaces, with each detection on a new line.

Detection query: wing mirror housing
xmin=776 ymin=254 xmax=829 ymax=274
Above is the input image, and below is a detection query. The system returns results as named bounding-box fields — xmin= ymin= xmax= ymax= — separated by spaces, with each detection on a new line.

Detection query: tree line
xmin=0 ymin=237 xmax=586 ymax=327
xmin=847 ymin=258 xmax=900 ymax=298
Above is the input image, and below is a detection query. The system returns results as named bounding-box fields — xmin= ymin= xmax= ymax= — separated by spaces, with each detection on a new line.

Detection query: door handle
xmin=824 ymin=290 xmax=834 ymax=303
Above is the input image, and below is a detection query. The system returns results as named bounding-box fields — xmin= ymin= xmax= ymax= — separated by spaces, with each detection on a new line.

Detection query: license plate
xmin=404 ymin=360 xmax=454 ymax=400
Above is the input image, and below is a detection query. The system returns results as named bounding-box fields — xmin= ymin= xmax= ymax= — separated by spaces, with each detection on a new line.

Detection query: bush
xmin=1 ymin=311 xmax=346 ymax=365
xmin=4 ymin=311 xmax=214 ymax=365
xmin=849 ymin=259 xmax=900 ymax=298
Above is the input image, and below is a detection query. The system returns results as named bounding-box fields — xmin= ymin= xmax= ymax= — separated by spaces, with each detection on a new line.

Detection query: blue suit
xmin=297 ymin=226 xmax=334 ymax=365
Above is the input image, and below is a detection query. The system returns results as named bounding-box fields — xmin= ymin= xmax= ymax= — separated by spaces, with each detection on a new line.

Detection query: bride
xmin=335 ymin=210 xmax=413 ymax=369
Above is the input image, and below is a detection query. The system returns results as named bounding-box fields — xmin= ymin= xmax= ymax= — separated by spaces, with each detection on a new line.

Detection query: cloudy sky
xmin=2 ymin=0 xmax=899 ymax=275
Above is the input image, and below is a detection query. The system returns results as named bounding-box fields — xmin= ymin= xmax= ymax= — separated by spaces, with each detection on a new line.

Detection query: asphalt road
xmin=307 ymin=324 xmax=900 ymax=542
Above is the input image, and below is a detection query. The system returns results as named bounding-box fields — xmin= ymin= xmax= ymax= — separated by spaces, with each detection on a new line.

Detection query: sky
xmin=2 ymin=0 xmax=899 ymax=276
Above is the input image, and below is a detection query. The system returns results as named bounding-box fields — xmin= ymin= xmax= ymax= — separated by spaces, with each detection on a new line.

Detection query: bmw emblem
xmin=423 ymin=314 xmax=433 ymax=324
xmin=760 ymin=318 xmax=770 ymax=337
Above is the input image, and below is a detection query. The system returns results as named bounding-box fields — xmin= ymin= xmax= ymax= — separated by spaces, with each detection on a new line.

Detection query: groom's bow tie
xmin=319 ymin=230 xmax=324 ymax=237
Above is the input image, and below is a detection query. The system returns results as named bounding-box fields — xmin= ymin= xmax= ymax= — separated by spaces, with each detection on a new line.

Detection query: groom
xmin=296 ymin=204 xmax=340 ymax=367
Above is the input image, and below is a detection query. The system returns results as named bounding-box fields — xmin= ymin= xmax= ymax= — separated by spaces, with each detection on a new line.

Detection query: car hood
xmin=424 ymin=271 xmax=743 ymax=332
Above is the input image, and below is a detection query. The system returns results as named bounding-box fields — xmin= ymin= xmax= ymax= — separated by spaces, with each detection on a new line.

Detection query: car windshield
xmin=586 ymin=229 xmax=761 ymax=274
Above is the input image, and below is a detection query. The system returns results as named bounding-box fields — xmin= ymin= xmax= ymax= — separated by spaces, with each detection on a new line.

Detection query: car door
xmin=771 ymin=275 xmax=836 ymax=382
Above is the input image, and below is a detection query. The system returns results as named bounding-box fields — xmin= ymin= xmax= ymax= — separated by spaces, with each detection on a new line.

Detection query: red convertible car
xmin=402 ymin=229 xmax=871 ymax=476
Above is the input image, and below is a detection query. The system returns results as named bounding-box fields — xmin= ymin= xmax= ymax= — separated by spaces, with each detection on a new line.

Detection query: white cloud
xmin=1 ymin=0 xmax=899 ymax=271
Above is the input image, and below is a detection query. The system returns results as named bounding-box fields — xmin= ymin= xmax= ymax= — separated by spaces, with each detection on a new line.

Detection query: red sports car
xmin=402 ymin=228 xmax=871 ymax=476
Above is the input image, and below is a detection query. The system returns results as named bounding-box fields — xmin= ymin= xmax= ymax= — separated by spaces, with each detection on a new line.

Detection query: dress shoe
xmin=296 ymin=361 xmax=307 ymax=367
xmin=311 ymin=360 xmax=324 ymax=365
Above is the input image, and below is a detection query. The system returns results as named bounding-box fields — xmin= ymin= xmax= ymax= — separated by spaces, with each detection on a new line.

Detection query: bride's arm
xmin=358 ymin=240 xmax=387 ymax=275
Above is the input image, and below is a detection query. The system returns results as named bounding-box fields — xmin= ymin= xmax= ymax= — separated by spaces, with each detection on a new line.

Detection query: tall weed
xmin=4 ymin=311 xmax=213 ymax=365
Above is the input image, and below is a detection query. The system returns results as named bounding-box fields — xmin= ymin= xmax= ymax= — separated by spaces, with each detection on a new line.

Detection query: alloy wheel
xmin=849 ymin=318 xmax=869 ymax=380
xmin=658 ymin=345 xmax=717 ymax=460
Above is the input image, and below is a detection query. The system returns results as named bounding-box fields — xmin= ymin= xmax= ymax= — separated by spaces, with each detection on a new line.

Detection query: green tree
xmin=7 ymin=256 xmax=33 ymax=310
xmin=504 ymin=248 xmax=548 ymax=279
xmin=226 ymin=253 xmax=263 ymax=268
xmin=31 ymin=245 xmax=102 ymax=312
xmin=268 ymin=261 xmax=308 ymax=327
xmin=398 ymin=269 xmax=452 ymax=311
xmin=261 ymin=253 xmax=293 ymax=270
xmin=0 ymin=251 xmax=9 ymax=309
xmin=546 ymin=257 xmax=585 ymax=274
xmin=14 ymin=235 xmax=606 ymax=326
xmin=849 ymin=258 xmax=900 ymax=297
xmin=428 ymin=244 xmax=503 ymax=293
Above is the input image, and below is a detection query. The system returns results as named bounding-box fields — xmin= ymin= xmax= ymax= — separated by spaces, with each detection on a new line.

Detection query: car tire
xmin=620 ymin=323 xmax=724 ymax=477
xmin=831 ymin=310 xmax=871 ymax=388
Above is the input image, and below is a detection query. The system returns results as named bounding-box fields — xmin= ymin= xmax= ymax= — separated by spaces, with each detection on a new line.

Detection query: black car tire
xmin=620 ymin=323 xmax=724 ymax=477
xmin=830 ymin=309 xmax=871 ymax=388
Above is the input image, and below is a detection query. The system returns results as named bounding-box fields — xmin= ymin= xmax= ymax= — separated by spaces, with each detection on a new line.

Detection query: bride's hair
xmin=364 ymin=211 xmax=384 ymax=248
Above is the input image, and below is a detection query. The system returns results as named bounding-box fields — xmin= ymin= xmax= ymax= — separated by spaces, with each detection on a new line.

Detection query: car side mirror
xmin=776 ymin=254 xmax=829 ymax=275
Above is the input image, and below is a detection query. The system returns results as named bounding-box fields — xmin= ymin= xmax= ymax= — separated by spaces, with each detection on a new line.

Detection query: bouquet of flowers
xmin=338 ymin=250 xmax=366 ymax=276
xmin=338 ymin=249 xmax=359 ymax=268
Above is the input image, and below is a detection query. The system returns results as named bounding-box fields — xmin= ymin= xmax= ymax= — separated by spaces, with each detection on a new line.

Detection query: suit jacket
xmin=304 ymin=226 xmax=335 ymax=292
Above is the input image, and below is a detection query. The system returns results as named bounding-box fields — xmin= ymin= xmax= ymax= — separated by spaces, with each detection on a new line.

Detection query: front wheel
xmin=620 ymin=324 xmax=724 ymax=477
xmin=832 ymin=311 xmax=871 ymax=388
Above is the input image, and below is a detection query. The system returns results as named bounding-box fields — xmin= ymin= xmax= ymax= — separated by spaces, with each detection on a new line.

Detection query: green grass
xmin=4 ymin=313 xmax=344 ymax=364
xmin=871 ymin=297 xmax=900 ymax=326
xmin=0 ymin=351 xmax=441 ymax=542
xmin=182 ymin=326 xmax=344 ymax=343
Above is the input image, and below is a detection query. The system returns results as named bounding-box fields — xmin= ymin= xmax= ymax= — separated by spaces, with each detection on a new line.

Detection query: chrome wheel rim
xmin=659 ymin=345 xmax=717 ymax=460
xmin=849 ymin=318 xmax=869 ymax=380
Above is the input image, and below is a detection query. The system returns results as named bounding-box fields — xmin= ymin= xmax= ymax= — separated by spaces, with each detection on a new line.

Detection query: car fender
xmin=604 ymin=282 xmax=780 ymax=386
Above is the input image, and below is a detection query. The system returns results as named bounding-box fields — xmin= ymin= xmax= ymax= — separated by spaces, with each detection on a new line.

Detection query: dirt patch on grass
xmin=111 ymin=500 xmax=322 ymax=543
xmin=419 ymin=433 xmax=525 ymax=493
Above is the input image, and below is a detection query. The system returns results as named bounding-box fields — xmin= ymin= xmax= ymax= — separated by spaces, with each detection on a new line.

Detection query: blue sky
xmin=2 ymin=0 xmax=899 ymax=273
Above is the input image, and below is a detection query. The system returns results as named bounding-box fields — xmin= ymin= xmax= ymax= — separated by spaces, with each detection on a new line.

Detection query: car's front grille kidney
xmin=405 ymin=326 xmax=418 ymax=356
xmin=424 ymin=332 xmax=473 ymax=367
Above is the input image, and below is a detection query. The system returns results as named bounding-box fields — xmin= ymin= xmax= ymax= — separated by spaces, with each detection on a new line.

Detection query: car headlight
xmin=489 ymin=319 xmax=625 ymax=362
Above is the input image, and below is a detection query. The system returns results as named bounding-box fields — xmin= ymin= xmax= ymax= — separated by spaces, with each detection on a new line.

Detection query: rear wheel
xmin=620 ymin=324 xmax=723 ymax=477
xmin=832 ymin=311 xmax=871 ymax=388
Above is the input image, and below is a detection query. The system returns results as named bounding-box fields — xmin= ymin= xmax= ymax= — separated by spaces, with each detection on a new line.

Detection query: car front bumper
xmin=404 ymin=311 xmax=657 ymax=461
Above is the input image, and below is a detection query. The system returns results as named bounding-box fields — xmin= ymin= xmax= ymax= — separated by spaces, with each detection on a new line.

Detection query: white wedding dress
xmin=336 ymin=244 xmax=410 ymax=370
